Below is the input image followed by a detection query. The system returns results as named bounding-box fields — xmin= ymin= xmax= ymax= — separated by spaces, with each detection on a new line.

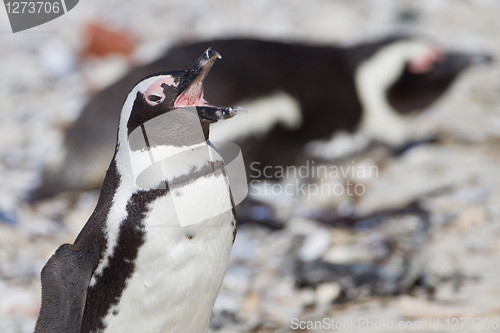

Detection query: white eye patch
xmin=408 ymin=47 xmax=444 ymax=74
xmin=143 ymin=75 xmax=178 ymax=106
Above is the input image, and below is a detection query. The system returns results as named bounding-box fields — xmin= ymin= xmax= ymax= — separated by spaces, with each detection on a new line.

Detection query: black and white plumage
xmin=34 ymin=49 xmax=238 ymax=333
xmin=34 ymin=35 xmax=492 ymax=198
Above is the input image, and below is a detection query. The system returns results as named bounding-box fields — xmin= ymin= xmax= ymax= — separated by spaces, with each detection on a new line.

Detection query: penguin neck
xmin=114 ymin=139 xmax=224 ymax=190
xmin=354 ymin=41 xmax=426 ymax=145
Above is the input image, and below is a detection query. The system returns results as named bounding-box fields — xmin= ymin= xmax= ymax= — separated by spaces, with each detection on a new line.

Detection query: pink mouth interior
xmin=173 ymin=80 xmax=209 ymax=107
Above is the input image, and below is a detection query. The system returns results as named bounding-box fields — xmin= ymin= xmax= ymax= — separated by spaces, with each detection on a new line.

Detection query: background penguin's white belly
xmin=102 ymin=176 xmax=235 ymax=333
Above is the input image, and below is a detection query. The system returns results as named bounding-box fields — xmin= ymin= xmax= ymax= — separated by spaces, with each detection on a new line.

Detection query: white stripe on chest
xmin=355 ymin=40 xmax=433 ymax=145
xmin=101 ymin=174 xmax=235 ymax=333
xmin=131 ymin=142 xmax=233 ymax=226
xmin=130 ymin=142 xmax=210 ymax=188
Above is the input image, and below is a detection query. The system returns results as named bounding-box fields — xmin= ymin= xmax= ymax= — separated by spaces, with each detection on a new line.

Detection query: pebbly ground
xmin=1 ymin=0 xmax=500 ymax=332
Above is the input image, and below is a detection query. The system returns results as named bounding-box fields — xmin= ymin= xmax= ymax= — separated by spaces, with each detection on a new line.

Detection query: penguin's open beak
xmin=174 ymin=48 xmax=239 ymax=122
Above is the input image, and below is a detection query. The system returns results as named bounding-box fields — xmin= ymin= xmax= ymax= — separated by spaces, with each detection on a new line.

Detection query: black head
xmin=124 ymin=48 xmax=239 ymax=141
xmin=387 ymin=45 xmax=493 ymax=113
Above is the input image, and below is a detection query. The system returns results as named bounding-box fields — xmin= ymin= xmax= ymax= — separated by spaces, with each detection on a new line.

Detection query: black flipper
xmin=34 ymin=244 xmax=95 ymax=333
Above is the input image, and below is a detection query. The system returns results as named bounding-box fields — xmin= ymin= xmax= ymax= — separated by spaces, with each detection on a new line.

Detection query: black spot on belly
xmin=185 ymin=233 xmax=194 ymax=240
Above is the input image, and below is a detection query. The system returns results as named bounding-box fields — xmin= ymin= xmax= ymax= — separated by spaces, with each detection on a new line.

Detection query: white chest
xmin=101 ymin=175 xmax=236 ymax=333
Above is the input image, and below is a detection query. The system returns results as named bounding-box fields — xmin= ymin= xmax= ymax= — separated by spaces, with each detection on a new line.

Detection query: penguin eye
xmin=147 ymin=94 xmax=162 ymax=103
xmin=144 ymin=77 xmax=174 ymax=106
xmin=144 ymin=92 xmax=165 ymax=106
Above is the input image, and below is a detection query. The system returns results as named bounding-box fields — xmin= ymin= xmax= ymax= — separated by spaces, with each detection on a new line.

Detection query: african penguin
xmin=35 ymin=49 xmax=239 ymax=333
xmin=33 ymin=35 xmax=492 ymax=198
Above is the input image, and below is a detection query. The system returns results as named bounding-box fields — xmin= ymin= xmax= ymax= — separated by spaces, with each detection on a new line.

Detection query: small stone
xmin=298 ymin=227 xmax=331 ymax=261
xmin=315 ymin=282 xmax=341 ymax=306
xmin=455 ymin=206 xmax=488 ymax=233
xmin=300 ymin=288 xmax=316 ymax=308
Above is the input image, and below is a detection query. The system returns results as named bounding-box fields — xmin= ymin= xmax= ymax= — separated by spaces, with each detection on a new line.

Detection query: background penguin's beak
xmin=174 ymin=48 xmax=240 ymax=122
xmin=436 ymin=51 xmax=494 ymax=75
xmin=467 ymin=52 xmax=494 ymax=65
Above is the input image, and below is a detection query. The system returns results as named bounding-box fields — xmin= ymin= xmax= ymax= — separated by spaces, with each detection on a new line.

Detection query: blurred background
xmin=1 ymin=0 xmax=500 ymax=332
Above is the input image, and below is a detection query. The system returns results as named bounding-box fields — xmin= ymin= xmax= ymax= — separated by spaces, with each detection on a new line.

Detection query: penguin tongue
xmin=174 ymin=86 xmax=240 ymax=121
xmin=173 ymin=82 xmax=207 ymax=107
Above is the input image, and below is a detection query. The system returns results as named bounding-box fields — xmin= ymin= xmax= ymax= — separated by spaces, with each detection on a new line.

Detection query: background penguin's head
xmin=387 ymin=45 xmax=493 ymax=113
xmin=353 ymin=35 xmax=493 ymax=115
xmin=119 ymin=48 xmax=238 ymax=149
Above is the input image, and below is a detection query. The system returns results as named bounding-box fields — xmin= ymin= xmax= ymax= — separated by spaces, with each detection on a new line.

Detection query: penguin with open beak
xmin=35 ymin=49 xmax=239 ymax=333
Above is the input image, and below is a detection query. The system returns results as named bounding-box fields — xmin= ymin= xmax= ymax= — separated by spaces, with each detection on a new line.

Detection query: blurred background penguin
xmin=34 ymin=35 xmax=492 ymax=199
